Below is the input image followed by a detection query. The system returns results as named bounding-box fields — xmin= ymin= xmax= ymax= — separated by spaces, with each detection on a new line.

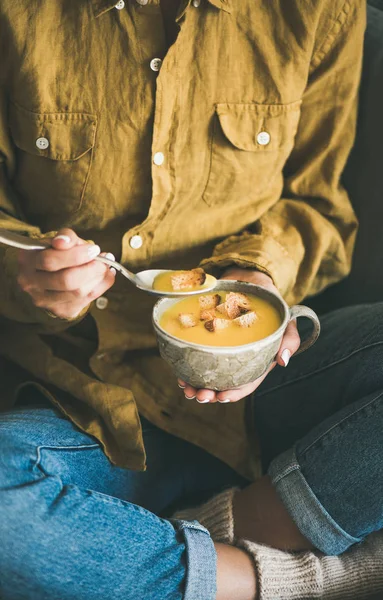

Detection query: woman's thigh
xmin=253 ymin=302 xmax=383 ymax=468
xmin=0 ymin=407 xmax=218 ymax=600
xmin=0 ymin=405 xmax=245 ymax=515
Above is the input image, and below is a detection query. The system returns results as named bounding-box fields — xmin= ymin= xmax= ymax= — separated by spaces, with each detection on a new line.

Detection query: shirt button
xmin=153 ymin=152 xmax=165 ymax=166
xmin=129 ymin=234 xmax=143 ymax=250
xmin=136 ymin=0 xmax=149 ymax=5
xmin=36 ymin=137 xmax=49 ymax=150
xmin=96 ymin=296 xmax=109 ymax=310
xmin=192 ymin=0 xmax=201 ymax=6
xmin=115 ymin=0 xmax=125 ymax=8
xmin=257 ymin=131 xmax=271 ymax=146
xmin=150 ymin=58 xmax=162 ymax=72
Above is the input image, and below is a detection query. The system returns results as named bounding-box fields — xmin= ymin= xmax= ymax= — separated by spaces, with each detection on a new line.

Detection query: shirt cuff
xmin=199 ymin=233 xmax=299 ymax=298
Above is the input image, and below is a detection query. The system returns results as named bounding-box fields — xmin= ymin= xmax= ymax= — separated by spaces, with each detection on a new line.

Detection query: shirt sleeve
xmin=200 ymin=0 xmax=365 ymax=306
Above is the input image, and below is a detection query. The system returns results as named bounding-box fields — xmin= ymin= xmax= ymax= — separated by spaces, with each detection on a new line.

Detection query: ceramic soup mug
xmin=152 ymin=280 xmax=320 ymax=391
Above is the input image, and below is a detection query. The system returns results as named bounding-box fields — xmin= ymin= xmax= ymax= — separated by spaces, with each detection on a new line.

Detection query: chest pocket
xmin=9 ymin=102 xmax=97 ymax=226
xmin=202 ymin=101 xmax=302 ymax=207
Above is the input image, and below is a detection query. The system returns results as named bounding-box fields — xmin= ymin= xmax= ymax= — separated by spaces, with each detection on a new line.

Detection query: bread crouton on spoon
xmin=171 ymin=268 xmax=206 ymax=291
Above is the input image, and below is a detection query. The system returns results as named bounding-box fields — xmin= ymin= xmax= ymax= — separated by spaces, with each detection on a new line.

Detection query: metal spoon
xmin=0 ymin=229 xmax=217 ymax=296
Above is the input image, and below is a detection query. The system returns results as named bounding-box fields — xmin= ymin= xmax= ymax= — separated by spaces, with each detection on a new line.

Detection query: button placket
xmin=126 ymin=0 xmax=177 ymax=254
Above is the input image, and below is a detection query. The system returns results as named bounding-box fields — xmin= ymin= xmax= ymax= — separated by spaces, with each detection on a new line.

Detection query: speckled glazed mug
xmin=152 ymin=280 xmax=321 ymax=391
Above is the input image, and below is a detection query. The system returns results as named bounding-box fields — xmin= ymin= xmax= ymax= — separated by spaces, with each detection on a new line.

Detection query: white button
xmin=115 ymin=0 xmax=125 ymax=8
xmin=136 ymin=0 xmax=149 ymax=4
xmin=96 ymin=296 xmax=109 ymax=310
xmin=150 ymin=58 xmax=162 ymax=72
xmin=257 ymin=131 xmax=271 ymax=146
xmin=36 ymin=137 xmax=49 ymax=150
xmin=192 ymin=0 xmax=201 ymax=6
xmin=153 ymin=152 xmax=164 ymax=166
xmin=129 ymin=234 xmax=143 ymax=250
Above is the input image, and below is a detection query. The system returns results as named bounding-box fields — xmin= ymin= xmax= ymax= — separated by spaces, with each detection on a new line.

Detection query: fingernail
xmin=105 ymin=252 xmax=115 ymax=261
xmin=178 ymin=383 xmax=186 ymax=389
xmin=281 ymin=349 xmax=291 ymax=367
xmin=197 ymin=398 xmax=210 ymax=404
xmin=218 ymin=399 xmax=231 ymax=403
xmin=88 ymin=245 xmax=101 ymax=258
xmin=185 ymin=394 xmax=196 ymax=400
xmin=110 ymin=268 xmax=117 ymax=276
xmin=54 ymin=235 xmax=71 ymax=244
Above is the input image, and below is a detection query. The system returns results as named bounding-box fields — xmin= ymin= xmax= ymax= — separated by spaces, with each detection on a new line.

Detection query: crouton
xmin=178 ymin=313 xmax=198 ymax=328
xmin=171 ymin=268 xmax=206 ymax=291
xmin=225 ymin=292 xmax=251 ymax=319
xmin=233 ymin=311 xmax=258 ymax=328
xmin=204 ymin=318 xmax=230 ymax=332
xmin=198 ymin=293 xmax=221 ymax=310
xmin=200 ymin=309 xmax=216 ymax=321
xmin=216 ymin=303 xmax=228 ymax=316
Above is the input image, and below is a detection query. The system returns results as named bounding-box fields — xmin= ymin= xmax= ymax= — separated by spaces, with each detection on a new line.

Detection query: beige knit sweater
xmin=175 ymin=488 xmax=383 ymax=600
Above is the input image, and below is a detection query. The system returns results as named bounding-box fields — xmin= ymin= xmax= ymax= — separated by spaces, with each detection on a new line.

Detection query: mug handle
xmin=289 ymin=305 xmax=321 ymax=355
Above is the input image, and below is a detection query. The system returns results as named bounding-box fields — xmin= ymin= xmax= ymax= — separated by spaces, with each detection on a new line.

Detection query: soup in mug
xmin=159 ymin=291 xmax=281 ymax=347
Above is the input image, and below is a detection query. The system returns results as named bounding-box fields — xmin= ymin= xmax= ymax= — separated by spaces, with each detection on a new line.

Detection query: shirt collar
xmin=91 ymin=0 xmax=231 ymax=18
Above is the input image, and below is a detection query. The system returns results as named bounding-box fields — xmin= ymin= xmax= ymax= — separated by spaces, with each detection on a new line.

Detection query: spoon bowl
xmin=134 ymin=269 xmax=217 ymax=296
xmin=0 ymin=229 xmax=217 ymax=296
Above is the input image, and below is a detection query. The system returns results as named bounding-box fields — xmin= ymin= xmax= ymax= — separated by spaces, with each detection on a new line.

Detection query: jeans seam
xmin=35 ymin=444 xmax=101 ymax=476
xmin=256 ymin=341 xmax=383 ymax=397
xmin=300 ymin=389 xmax=383 ymax=455
xmin=272 ymin=463 xmax=300 ymax=484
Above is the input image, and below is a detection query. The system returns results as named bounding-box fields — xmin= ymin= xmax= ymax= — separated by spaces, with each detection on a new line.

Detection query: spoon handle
xmin=0 ymin=228 xmax=137 ymax=285
xmin=94 ymin=255 xmax=136 ymax=283
xmin=0 ymin=228 xmax=49 ymax=250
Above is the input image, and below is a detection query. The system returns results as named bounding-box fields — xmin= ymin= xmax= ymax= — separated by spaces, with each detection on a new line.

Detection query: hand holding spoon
xmin=0 ymin=229 xmax=217 ymax=297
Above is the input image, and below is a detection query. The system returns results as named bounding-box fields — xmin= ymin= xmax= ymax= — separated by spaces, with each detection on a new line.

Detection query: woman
xmin=0 ymin=0 xmax=381 ymax=598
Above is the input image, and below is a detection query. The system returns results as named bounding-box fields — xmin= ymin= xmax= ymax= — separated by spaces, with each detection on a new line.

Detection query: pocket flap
xmin=215 ymin=101 xmax=302 ymax=152
xmin=9 ymin=102 xmax=97 ymax=161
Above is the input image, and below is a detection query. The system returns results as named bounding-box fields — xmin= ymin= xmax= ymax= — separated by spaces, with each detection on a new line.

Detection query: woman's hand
xmin=17 ymin=228 xmax=116 ymax=319
xmin=177 ymin=267 xmax=301 ymax=404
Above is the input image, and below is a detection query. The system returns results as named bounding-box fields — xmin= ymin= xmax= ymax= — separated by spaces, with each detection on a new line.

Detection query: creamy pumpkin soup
xmin=160 ymin=292 xmax=281 ymax=347
xmin=153 ymin=268 xmax=216 ymax=293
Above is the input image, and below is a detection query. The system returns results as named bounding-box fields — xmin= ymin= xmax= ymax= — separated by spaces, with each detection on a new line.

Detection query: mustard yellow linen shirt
xmin=0 ymin=0 xmax=365 ymax=479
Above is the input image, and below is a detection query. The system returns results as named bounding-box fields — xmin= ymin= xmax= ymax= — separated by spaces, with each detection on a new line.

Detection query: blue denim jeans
xmin=1 ymin=303 xmax=383 ymax=599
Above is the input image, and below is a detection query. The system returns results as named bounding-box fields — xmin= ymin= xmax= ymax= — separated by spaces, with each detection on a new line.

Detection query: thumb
xmin=51 ymin=228 xmax=83 ymax=250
